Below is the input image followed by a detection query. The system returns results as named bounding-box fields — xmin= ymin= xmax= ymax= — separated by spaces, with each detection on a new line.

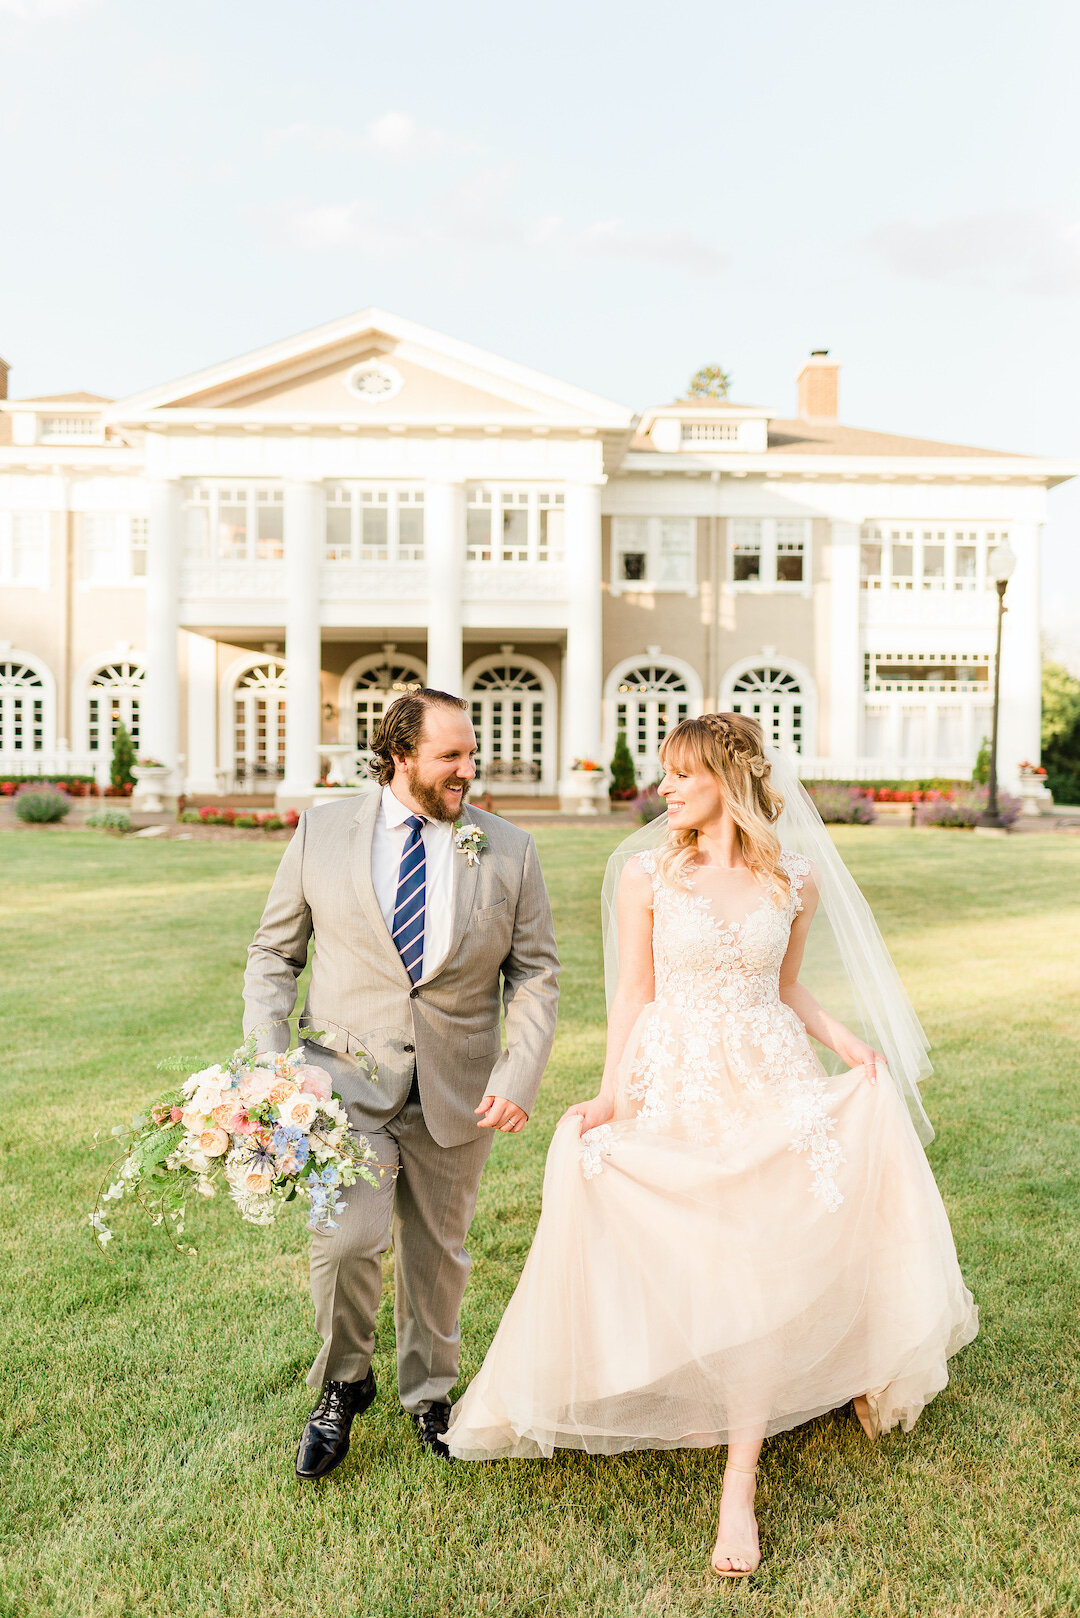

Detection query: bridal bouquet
xmin=90 ymin=1036 xmax=382 ymax=1254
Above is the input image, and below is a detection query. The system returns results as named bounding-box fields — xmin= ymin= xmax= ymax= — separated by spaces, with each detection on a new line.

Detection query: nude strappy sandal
xmin=853 ymin=1391 xmax=884 ymax=1440
xmin=711 ymin=1462 xmax=761 ymax=1579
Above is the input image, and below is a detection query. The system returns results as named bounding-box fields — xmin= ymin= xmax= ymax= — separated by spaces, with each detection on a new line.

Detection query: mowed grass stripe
xmin=1 ymin=826 xmax=1078 ymax=1618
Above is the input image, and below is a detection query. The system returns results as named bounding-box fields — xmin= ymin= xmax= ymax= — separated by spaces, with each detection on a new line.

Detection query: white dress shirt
xmin=370 ymin=783 xmax=455 ymax=980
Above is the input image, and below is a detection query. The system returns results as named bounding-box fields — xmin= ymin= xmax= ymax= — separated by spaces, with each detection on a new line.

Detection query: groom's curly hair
xmin=370 ymin=689 xmax=468 ymax=786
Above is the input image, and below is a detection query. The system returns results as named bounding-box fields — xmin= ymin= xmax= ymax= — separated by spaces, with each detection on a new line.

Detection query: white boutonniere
xmin=453 ymin=821 xmax=488 ymax=867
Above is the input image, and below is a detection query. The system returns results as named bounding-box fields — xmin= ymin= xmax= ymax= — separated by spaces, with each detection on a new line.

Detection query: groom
xmin=243 ymin=688 xmax=559 ymax=1478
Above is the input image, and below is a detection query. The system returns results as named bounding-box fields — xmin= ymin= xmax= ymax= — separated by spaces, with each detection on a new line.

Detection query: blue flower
xmin=272 ymin=1124 xmax=310 ymax=1167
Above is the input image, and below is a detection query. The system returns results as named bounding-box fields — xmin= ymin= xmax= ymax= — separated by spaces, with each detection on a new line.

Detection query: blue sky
xmin=2 ymin=0 xmax=1078 ymax=660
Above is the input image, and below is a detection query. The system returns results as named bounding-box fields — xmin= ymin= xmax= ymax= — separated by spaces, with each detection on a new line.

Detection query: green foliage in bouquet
xmin=110 ymin=722 xmax=137 ymax=791
xmin=90 ymin=1034 xmax=381 ymax=1255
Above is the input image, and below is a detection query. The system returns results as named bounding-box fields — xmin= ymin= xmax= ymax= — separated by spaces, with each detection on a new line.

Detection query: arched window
xmin=88 ymin=661 xmax=145 ymax=754
xmin=612 ymin=663 xmax=692 ymax=779
xmin=233 ymin=660 xmax=287 ymax=789
xmin=466 ymin=656 xmax=556 ymax=795
xmin=343 ymin=653 xmax=427 ymax=751
xmin=729 ymin=665 xmax=805 ymax=753
xmin=0 ymin=660 xmax=46 ymax=756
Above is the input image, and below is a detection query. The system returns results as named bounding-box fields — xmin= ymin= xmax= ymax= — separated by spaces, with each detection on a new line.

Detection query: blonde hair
xmin=655 ymin=712 xmax=789 ymax=900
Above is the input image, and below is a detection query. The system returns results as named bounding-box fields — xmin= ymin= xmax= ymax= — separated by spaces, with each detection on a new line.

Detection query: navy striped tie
xmin=392 ymin=814 xmax=427 ymax=983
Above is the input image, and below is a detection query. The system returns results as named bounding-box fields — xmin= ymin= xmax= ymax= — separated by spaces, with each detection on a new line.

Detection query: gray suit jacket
xmin=242 ymin=792 xmax=560 ymax=1148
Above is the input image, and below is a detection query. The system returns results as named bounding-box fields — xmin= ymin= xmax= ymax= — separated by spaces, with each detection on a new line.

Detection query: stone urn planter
xmin=1018 ymin=764 xmax=1053 ymax=817
xmin=559 ymin=765 xmax=610 ymax=816
xmin=130 ymin=764 xmax=173 ymax=814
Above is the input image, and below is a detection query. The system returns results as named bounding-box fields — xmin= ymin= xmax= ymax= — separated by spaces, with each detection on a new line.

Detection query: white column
xmin=997 ymin=522 xmax=1042 ymax=791
xmin=827 ymin=520 xmax=861 ymax=765
xmin=561 ymin=482 xmax=605 ymax=809
xmin=143 ymin=479 xmax=182 ymax=785
xmin=425 ymin=481 xmax=465 ymax=694
xmin=183 ymin=631 xmax=219 ymax=795
xmin=280 ymin=480 xmax=323 ymax=803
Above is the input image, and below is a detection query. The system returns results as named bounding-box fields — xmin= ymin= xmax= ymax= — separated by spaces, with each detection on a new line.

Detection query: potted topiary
xmin=608 ymin=731 xmax=638 ymax=802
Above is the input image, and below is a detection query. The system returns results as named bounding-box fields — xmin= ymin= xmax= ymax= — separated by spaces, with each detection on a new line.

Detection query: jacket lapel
xmin=348 ymin=788 xmax=412 ymax=985
xmin=421 ymin=806 xmax=481 ymax=983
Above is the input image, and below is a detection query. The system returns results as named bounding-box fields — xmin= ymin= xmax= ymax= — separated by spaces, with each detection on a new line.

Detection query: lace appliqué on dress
xmin=580 ymin=1125 xmax=614 ymax=1180
xmin=627 ymin=847 xmax=844 ymax=1211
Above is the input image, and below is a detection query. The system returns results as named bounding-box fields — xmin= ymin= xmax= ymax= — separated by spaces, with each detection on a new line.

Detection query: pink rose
xmin=229 ymin=1110 xmax=257 ymax=1135
xmin=198 ymin=1127 xmax=230 ymax=1157
xmin=292 ymin=1065 xmax=333 ymax=1102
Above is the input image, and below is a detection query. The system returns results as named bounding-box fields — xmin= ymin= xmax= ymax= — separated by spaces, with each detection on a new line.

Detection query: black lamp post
xmin=978 ymin=538 xmax=1017 ymax=831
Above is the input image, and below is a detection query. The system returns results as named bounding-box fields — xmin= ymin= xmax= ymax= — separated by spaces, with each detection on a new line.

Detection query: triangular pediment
xmin=108 ymin=308 xmax=634 ymax=430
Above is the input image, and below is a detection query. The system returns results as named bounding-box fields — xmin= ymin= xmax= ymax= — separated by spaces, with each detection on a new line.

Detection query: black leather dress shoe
xmin=413 ymin=1400 xmax=454 ymax=1461
xmin=295 ymin=1371 xmax=376 ymax=1481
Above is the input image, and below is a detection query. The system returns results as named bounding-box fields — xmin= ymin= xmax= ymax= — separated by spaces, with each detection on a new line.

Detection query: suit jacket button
xmin=409 ymin=987 xmax=419 ymax=999
xmin=403 ymin=1043 xmax=415 ymax=1053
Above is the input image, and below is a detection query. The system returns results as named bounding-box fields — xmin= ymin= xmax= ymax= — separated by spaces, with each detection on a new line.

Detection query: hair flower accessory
xmin=453 ymin=821 xmax=488 ymax=867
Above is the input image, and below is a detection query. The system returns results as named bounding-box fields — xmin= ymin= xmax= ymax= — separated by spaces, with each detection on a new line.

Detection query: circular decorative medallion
xmin=345 ymin=360 xmax=404 ymax=403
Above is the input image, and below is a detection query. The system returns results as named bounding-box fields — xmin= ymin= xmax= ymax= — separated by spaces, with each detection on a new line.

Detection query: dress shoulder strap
xmin=634 ymin=849 xmax=661 ymax=883
xmin=779 ymin=849 xmax=812 ymax=914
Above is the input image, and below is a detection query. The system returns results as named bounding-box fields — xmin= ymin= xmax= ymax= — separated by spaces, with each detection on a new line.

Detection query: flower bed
xmin=180 ymin=807 xmax=299 ymax=832
xmin=2 ymin=775 xmax=98 ymax=797
xmin=914 ymin=788 xmax=1021 ymax=829
xmin=805 ymin=785 xmax=877 ymax=824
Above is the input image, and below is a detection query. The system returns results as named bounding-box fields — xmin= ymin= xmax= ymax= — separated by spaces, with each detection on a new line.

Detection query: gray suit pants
xmin=304 ymin=1047 xmax=494 ymax=1412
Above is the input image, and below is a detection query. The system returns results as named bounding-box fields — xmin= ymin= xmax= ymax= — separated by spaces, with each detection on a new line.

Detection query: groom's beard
xmin=406 ymin=765 xmax=471 ymax=823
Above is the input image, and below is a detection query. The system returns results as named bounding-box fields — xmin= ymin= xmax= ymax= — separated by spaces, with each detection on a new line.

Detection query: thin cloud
xmin=0 ymin=0 xmax=100 ymax=14
xmin=272 ymin=199 xmax=433 ymax=256
xmin=266 ymin=111 xmax=482 ymax=161
xmin=867 ymin=209 xmax=1080 ymax=297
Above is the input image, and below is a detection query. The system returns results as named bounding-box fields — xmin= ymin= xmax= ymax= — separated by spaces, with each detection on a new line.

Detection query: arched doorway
xmin=87 ymin=660 xmax=145 ymax=756
xmin=726 ymin=663 xmax=808 ymax=754
xmin=604 ymin=658 xmax=702 ymax=783
xmin=0 ymin=658 xmax=49 ymax=758
xmin=341 ymin=650 xmax=427 ymax=753
xmin=466 ymin=654 xmax=556 ymax=796
xmin=231 ymin=660 xmax=287 ymax=791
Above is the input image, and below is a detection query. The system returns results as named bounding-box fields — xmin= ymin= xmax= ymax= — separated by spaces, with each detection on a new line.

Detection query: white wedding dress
xmin=447 ymin=849 xmax=978 ymax=1460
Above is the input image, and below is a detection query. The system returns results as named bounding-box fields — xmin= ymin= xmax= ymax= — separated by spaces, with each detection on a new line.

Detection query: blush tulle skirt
xmin=446 ymin=1057 xmax=978 ymax=1461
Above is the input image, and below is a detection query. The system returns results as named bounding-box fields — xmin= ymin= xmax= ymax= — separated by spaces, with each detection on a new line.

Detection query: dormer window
xmin=681 ymin=421 xmax=740 ymax=443
xmin=39 ymin=415 xmax=101 ymax=442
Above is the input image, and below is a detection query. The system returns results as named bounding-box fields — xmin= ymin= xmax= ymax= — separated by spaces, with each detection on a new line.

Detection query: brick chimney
xmin=796 ymin=350 xmax=839 ymax=422
xmin=0 ymin=357 xmax=8 ymax=400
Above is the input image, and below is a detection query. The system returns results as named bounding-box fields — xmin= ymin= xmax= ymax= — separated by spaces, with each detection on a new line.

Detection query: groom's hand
xmin=475 ymin=1095 xmax=529 ymax=1133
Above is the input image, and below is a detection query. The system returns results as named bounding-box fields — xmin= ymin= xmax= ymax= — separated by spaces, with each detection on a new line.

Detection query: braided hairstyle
xmin=655 ymin=711 xmax=789 ymax=899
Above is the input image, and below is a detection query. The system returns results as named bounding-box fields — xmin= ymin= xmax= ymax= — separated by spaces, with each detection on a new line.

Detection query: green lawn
xmin=2 ymin=826 xmax=1079 ymax=1618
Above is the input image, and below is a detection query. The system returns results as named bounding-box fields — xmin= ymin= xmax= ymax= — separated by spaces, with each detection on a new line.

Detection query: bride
xmin=446 ymin=712 xmax=978 ymax=1578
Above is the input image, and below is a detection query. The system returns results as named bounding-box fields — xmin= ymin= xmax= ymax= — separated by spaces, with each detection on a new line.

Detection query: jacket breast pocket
xmin=467 ymin=1027 xmax=502 ymax=1059
xmin=474 ymin=898 xmax=508 ymax=922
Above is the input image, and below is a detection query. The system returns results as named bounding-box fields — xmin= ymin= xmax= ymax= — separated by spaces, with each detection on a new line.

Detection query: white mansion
xmin=0 ymin=308 xmax=1072 ymax=807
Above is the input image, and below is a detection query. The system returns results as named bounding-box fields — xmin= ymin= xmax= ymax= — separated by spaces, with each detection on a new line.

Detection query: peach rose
xmin=181 ymin=1108 xmax=207 ymax=1135
xmin=239 ymin=1068 xmax=278 ymax=1103
xmin=277 ymin=1092 xmax=319 ymax=1132
xmin=198 ymin=1126 xmax=230 ymax=1157
xmin=243 ymin=1167 xmax=273 ymax=1195
xmin=267 ymin=1080 xmax=298 ymax=1106
xmin=291 ymin=1065 xmax=333 ymax=1102
xmin=212 ymin=1101 xmax=238 ymax=1128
